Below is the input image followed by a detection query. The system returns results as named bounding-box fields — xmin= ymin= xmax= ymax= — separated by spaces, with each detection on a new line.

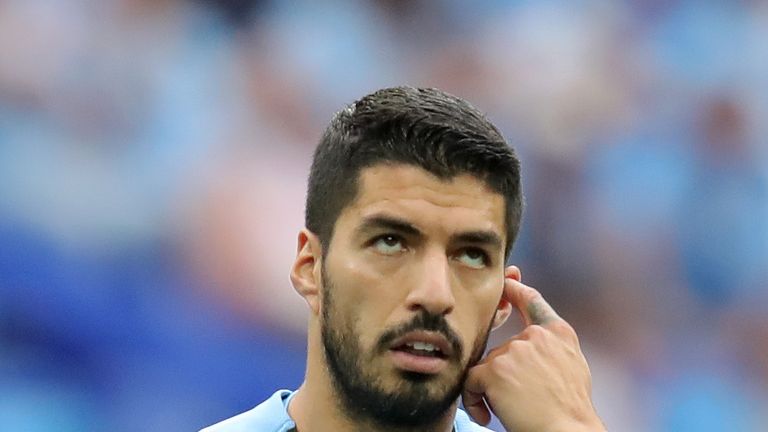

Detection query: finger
xmin=462 ymin=367 xmax=492 ymax=425
xmin=503 ymin=277 xmax=561 ymax=327
xmin=505 ymin=265 xmax=522 ymax=282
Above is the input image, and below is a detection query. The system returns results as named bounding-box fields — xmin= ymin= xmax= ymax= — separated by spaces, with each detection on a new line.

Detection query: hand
xmin=462 ymin=266 xmax=605 ymax=432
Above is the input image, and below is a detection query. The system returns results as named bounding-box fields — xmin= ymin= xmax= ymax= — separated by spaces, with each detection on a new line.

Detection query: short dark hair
xmin=306 ymin=86 xmax=523 ymax=258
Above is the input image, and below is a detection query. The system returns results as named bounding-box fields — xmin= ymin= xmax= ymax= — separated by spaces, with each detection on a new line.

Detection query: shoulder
xmin=199 ymin=390 xmax=296 ymax=432
xmin=455 ymin=408 xmax=496 ymax=432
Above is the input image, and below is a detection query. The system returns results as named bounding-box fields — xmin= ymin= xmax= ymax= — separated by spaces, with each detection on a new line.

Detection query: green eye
xmin=457 ymin=248 xmax=488 ymax=269
xmin=373 ymin=235 xmax=405 ymax=255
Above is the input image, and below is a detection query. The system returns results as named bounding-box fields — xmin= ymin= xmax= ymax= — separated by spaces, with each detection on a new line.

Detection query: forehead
xmin=338 ymin=163 xmax=505 ymax=235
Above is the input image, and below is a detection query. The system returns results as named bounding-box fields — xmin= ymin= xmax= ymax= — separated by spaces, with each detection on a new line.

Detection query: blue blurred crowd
xmin=1 ymin=0 xmax=766 ymax=430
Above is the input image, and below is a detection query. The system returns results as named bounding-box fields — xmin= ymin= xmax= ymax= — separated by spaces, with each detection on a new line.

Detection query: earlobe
xmin=290 ymin=228 xmax=323 ymax=316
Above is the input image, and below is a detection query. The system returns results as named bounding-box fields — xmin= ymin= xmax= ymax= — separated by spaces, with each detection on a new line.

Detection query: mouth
xmin=388 ymin=331 xmax=454 ymax=374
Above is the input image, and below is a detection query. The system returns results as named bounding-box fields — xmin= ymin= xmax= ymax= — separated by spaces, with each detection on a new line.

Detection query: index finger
xmin=503 ymin=276 xmax=561 ymax=327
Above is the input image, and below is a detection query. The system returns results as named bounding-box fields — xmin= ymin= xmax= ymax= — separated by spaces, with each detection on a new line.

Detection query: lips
xmin=389 ymin=330 xmax=454 ymax=358
xmin=388 ymin=331 xmax=455 ymax=374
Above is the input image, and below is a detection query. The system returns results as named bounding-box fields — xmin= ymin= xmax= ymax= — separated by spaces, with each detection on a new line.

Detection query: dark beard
xmin=320 ymin=269 xmax=493 ymax=429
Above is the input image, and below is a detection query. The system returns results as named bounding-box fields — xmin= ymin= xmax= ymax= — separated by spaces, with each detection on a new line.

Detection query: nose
xmin=404 ymin=247 xmax=455 ymax=316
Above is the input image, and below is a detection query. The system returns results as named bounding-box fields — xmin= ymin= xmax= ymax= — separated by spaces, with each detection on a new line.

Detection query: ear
xmin=290 ymin=228 xmax=323 ymax=316
xmin=492 ymin=298 xmax=513 ymax=330
xmin=491 ymin=265 xmax=522 ymax=330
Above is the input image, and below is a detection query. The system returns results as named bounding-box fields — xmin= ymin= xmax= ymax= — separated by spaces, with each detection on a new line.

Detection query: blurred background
xmin=1 ymin=0 xmax=767 ymax=430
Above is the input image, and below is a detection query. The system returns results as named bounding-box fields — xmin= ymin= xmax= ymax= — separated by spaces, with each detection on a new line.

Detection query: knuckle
xmin=525 ymin=324 xmax=548 ymax=338
xmin=498 ymin=339 xmax=529 ymax=358
xmin=488 ymin=350 xmax=517 ymax=373
xmin=507 ymin=338 xmax=529 ymax=350
xmin=551 ymin=320 xmax=579 ymax=343
xmin=548 ymin=319 xmax=571 ymax=334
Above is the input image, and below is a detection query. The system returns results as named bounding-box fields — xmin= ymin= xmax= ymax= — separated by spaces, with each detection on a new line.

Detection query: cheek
xmin=332 ymin=249 xmax=409 ymax=307
xmin=454 ymin=280 xmax=502 ymax=344
xmin=327 ymin=260 xmax=403 ymax=347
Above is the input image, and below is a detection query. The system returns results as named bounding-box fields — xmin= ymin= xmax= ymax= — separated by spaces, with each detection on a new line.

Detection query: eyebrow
xmin=356 ymin=214 xmax=503 ymax=250
xmin=357 ymin=215 xmax=422 ymax=237
xmin=451 ymin=230 xmax=503 ymax=251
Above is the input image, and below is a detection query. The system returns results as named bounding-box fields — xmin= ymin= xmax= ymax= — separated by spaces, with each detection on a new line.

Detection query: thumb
xmin=462 ymin=366 xmax=491 ymax=425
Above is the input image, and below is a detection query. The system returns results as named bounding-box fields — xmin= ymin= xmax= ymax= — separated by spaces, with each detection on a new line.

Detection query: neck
xmin=288 ymin=323 xmax=458 ymax=432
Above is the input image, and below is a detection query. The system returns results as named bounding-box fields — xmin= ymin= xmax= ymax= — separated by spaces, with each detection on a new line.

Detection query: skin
xmin=289 ymin=163 xmax=605 ymax=432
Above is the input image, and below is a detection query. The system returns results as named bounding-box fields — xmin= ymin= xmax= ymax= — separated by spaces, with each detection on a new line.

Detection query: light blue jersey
xmin=201 ymin=390 xmax=494 ymax=432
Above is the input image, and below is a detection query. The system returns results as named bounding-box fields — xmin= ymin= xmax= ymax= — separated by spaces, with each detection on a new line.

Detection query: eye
xmin=372 ymin=234 xmax=406 ymax=255
xmin=456 ymin=248 xmax=489 ymax=269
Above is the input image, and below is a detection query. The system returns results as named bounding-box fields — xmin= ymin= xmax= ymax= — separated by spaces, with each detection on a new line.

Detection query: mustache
xmin=377 ymin=310 xmax=463 ymax=359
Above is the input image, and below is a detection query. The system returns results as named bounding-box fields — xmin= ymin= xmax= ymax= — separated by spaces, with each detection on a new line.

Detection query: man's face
xmin=319 ymin=163 xmax=507 ymax=428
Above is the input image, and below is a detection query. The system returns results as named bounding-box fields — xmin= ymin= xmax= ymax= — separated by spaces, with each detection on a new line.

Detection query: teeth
xmin=406 ymin=342 xmax=439 ymax=352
